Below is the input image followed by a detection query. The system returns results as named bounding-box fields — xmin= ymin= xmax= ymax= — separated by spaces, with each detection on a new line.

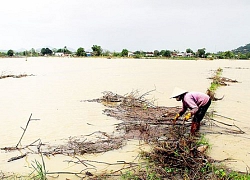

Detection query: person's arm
xmin=173 ymin=102 xmax=187 ymax=124
xmin=182 ymin=96 xmax=198 ymax=121
xmin=184 ymin=96 xmax=199 ymax=115
xmin=179 ymin=102 xmax=187 ymax=116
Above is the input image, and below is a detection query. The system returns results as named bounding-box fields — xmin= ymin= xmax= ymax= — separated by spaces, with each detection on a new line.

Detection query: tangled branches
xmin=42 ymin=132 xmax=125 ymax=156
xmin=141 ymin=126 xmax=214 ymax=179
xmin=101 ymin=90 xmax=182 ymax=142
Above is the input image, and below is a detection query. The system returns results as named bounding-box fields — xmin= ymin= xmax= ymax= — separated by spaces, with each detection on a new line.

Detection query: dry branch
xmin=16 ymin=113 xmax=40 ymax=148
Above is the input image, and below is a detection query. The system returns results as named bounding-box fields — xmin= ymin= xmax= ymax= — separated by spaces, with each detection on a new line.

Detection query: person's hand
xmin=173 ymin=113 xmax=180 ymax=124
xmin=184 ymin=112 xmax=191 ymax=121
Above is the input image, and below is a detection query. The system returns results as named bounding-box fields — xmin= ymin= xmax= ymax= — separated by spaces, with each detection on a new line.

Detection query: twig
xmin=212 ymin=112 xmax=239 ymax=122
xmin=210 ymin=118 xmax=245 ymax=134
xmin=16 ymin=113 xmax=40 ymax=148
xmin=7 ymin=154 xmax=27 ymax=162
xmin=139 ymin=88 xmax=156 ymax=99
xmin=25 ymin=138 xmax=42 ymax=147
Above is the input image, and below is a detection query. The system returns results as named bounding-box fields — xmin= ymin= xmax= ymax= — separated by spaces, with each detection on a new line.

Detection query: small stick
xmin=16 ymin=113 xmax=40 ymax=148
xmin=7 ymin=153 xmax=27 ymax=162
xmin=212 ymin=112 xmax=239 ymax=122
xmin=210 ymin=118 xmax=245 ymax=133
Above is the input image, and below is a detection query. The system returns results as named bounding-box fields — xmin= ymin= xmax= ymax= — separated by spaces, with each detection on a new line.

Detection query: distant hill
xmin=232 ymin=43 xmax=250 ymax=54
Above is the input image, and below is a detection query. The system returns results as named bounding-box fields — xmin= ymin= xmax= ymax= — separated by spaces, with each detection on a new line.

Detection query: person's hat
xmin=170 ymin=87 xmax=187 ymax=98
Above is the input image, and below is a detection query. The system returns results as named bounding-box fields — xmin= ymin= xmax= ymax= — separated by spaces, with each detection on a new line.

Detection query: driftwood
xmin=7 ymin=154 xmax=27 ymax=162
xmin=0 ymin=73 xmax=34 ymax=79
xmin=16 ymin=113 xmax=40 ymax=148
xmin=41 ymin=132 xmax=125 ymax=156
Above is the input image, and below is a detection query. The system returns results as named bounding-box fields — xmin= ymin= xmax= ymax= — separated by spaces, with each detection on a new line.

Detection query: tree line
xmin=1 ymin=44 xmax=250 ymax=60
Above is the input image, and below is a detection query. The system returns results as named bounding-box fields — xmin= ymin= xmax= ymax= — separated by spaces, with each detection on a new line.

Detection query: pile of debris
xmin=141 ymin=126 xmax=214 ymax=179
xmin=88 ymin=91 xmax=215 ymax=179
xmin=99 ymin=90 xmax=186 ymax=142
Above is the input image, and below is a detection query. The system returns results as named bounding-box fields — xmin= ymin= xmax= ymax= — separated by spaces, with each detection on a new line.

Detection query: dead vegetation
xmin=208 ymin=76 xmax=238 ymax=86
xmin=0 ymin=72 xmax=34 ymax=79
xmin=207 ymin=68 xmax=239 ymax=87
xmin=141 ymin=131 xmax=214 ymax=179
xmin=91 ymin=91 xmax=214 ymax=179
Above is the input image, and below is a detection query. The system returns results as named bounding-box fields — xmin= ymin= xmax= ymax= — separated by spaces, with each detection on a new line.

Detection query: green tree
xmin=160 ymin=50 xmax=166 ymax=56
xmin=64 ymin=46 xmax=67 ymax=54
xmin=30 ymin=48 xmax=38 ymax=56
xmin=23 ymin=51 xmax=27 ymax=56
xmin=246 ymin=52 xmax=250 ymax=59
xmin=0 ymin=52 xmax=5 ymax=57
xmin=91 ymin=45 xmax=102 ymax=56
xmin=186 ymin=48 xmax=194 ymax=54
xmin=163 ymin=50 xmax=171 ymax=57
xmin=197 ymin=48 xmax=206 ymax=58
xmin=102 ymin=50 xmax=111 ymax=56
xmin=41 ymin=48 xmax=52 ymax=56
xmin=239 ymin=54 xmax=247 ymax=59
xmin=57 ymin=48 xmax=71 ymax=54
xmin=224 ymin=51 xmax=234 ymax=59
xmin=7 ymin=49 xmax=14 ymax=56
xmin=76 ymin=47 xmax=86 ymax=57
xmin=217 ymin=51 xmax=225 ymax=59
xmin=154 ymin=50 xmax=160 ymax=57
xmin=112 ymin=51 xmax=121 ymax=57
xmin=121 ymin=49 xmax=129 ymax=57
xmin=133 ymin=50 xmax=144 ymax=58
xmin=134 ymin=51 xmax=140 ymax=55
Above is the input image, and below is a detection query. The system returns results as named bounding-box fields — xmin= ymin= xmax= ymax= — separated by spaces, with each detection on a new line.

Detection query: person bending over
xmin=170 ymin=87 xmax=211 ymax=135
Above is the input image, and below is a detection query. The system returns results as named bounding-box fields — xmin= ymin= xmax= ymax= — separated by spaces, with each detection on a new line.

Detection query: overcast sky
xmin=1 ymin=0 xmax=250 ymax=52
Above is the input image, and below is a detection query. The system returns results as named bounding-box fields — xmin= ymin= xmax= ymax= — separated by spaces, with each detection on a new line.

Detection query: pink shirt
xmin=179 ymin=92 xmax=210 ymax=115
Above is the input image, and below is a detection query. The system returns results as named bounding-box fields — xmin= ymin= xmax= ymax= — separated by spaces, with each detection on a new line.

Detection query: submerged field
xmin=0 ymin=57 xmax=249 ymax=179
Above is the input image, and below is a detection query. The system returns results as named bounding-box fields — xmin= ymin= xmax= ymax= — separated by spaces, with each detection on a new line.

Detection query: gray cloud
xmin=1 ymin=0 xmax=250 ymax=52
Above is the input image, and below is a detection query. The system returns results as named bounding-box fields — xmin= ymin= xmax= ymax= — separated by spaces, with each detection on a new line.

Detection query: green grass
xmin=209 ymin=67 xmax=223 ymax=91
xmin=29 ymin=154 xmax=47 ymax=180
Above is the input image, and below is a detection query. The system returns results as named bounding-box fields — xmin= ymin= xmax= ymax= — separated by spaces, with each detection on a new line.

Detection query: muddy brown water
xmin=0 ymin=57 xmax=249 ymax=178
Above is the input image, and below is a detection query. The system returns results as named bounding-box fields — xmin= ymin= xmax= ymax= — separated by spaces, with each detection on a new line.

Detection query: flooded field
xmin=0 ymin=57 xmax=249 ymax=178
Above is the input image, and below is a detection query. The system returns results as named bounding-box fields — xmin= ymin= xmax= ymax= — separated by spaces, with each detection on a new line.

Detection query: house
xmin=185 ymin=53 xmax=193 ymax=57
xmin=128 ymin=52 xmax=134 ymax=57
xmin=145 ymin=52 xmax=154 ymax=57
xmin=55 ymin=52 xmax=64 ymax=57
xmin=86 ymin=52 xmax=92 ymax=57
xmin=177 ymin=52 xmax=184 ymax=57
xmin=172 ymin=52 xmax=193 ymax=57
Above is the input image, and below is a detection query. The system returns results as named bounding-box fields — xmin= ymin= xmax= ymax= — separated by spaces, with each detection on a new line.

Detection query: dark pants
xmin=191 ymin=99 xmax=211 ymax=134
xmin=193 ymin=99 xmax=211 ymax=123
